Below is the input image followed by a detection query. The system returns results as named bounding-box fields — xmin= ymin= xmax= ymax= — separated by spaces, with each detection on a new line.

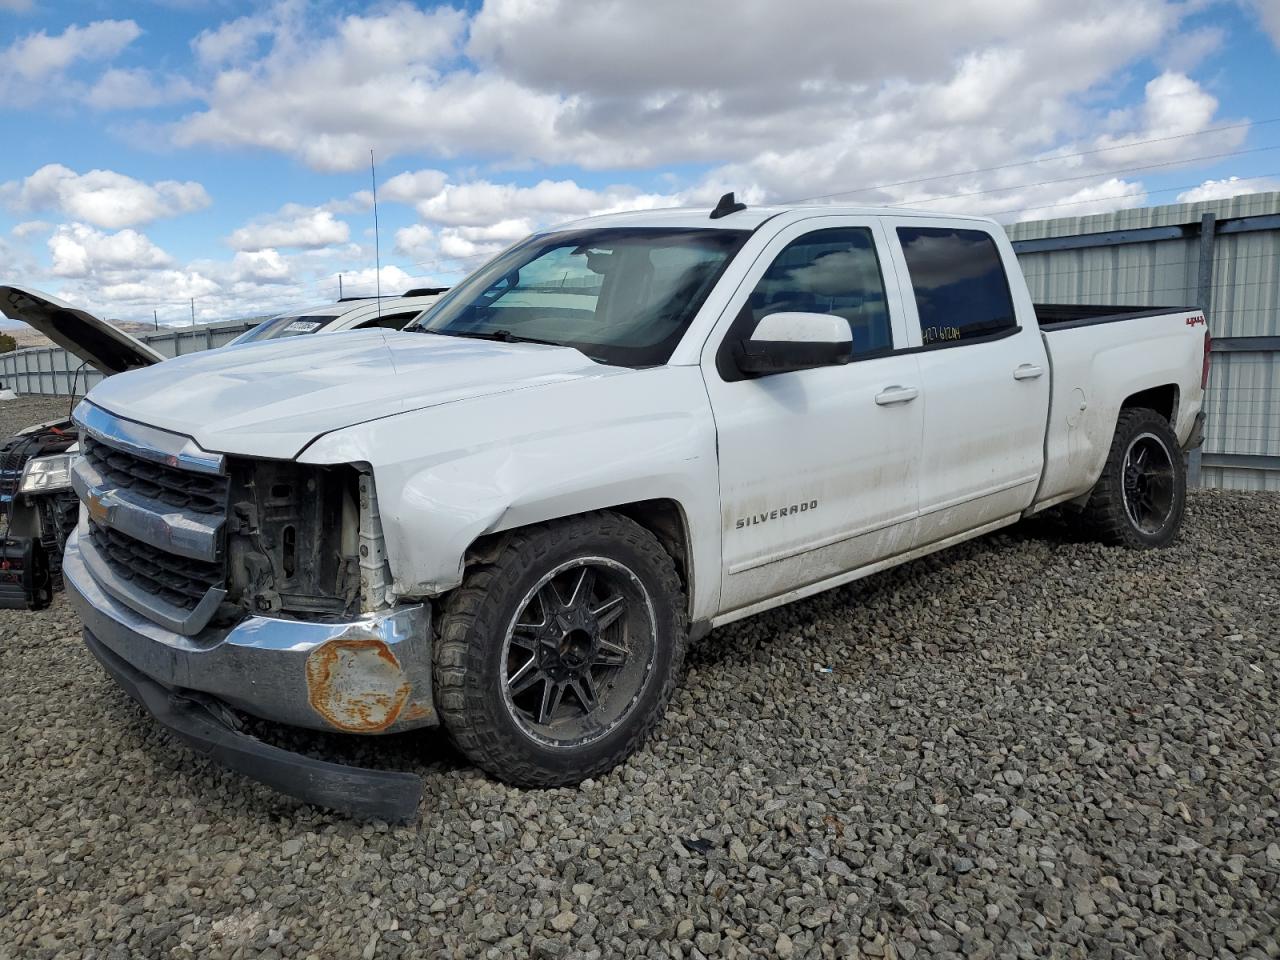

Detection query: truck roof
xmin=557 ymin=202 xmax=997 ymax=232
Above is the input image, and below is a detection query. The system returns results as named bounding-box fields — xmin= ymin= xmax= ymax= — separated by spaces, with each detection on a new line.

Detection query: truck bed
xmin=1032 ymin=303 xmax=1207 ymax=513
xmin=1035 ymin=303 xmax=1199 ymax=331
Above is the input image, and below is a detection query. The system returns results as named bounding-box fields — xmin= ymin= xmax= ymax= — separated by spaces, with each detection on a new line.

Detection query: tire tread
xmin=433 ymin=512 xmax=687 ymax=787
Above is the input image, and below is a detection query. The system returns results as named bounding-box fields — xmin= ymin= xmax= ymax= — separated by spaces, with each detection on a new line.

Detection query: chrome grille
xmin=72 ymin=404 xmax=230 ymax=634
xmin=82 ymin=435 xmax=228 ymax=515
xmin=88 ymin=520 xmax=222 ymax=611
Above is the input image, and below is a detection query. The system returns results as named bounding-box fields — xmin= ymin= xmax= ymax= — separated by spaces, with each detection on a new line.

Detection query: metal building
xmin=1008 ymin=192 xmax=1280 ymax=491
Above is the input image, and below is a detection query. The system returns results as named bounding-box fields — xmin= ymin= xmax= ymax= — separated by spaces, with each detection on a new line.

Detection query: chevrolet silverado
xmin=54 ymin=196 xmax=1209 ymax=818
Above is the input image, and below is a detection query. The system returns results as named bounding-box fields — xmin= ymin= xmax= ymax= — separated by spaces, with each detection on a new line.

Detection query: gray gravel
xmin=1 ymin=396 xmax=1278 ymax=960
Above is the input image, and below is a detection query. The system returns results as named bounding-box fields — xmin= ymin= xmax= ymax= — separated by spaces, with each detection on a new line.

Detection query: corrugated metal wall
xmin=0 ymin=318 xmax=260 ymax=397
xmin=1008 ymin=193 xmax=1280 ymax=492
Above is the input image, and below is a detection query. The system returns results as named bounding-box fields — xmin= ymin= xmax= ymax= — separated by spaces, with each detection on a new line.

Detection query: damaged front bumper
xmin=63 ymin=530 xmax=436 ymax=819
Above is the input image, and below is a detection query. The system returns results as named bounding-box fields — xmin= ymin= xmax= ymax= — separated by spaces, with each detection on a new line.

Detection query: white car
xmin=55 ymin=197 xmax=1208 ymax=818
xmin=226 ymin=290 xmax=446 ymax=346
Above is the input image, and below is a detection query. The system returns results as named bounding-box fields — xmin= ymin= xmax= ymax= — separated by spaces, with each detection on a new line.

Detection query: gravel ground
xmin=1 ymin=396 xmax=1277 ymax=960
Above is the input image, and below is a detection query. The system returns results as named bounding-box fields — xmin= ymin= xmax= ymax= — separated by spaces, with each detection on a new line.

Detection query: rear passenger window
xmin=896 ymin=227 xmax=1016 ymax=345
xmin=746 ymin=228 xmax=892 ymax=357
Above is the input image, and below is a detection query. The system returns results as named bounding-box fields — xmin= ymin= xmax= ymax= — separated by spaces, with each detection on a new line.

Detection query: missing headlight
xmin=225 ymin=460 xmax=362 ymax=620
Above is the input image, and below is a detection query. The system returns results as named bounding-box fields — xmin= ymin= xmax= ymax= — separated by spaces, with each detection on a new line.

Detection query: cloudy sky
xmin=2 ymin=0 xmax=1279 ymax=326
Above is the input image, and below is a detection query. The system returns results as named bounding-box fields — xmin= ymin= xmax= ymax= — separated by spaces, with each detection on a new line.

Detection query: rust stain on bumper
xmin=305 ymin=638 xmax=413 ymax=733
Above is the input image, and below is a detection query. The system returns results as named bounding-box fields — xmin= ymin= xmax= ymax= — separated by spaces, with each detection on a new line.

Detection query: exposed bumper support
xmin=84 ymin=630 xmax=423 ymax=821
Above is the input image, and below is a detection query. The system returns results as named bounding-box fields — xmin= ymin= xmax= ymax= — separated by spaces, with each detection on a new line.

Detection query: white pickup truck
xmin=58 ymin=197 xmax=1209 ymax=818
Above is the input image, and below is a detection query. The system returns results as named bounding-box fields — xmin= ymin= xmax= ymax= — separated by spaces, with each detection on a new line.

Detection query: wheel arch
xmin=462 ymin=497 xmax=697 ymax=617
xmin=1121 ymin=383 xmax=1179 ymax=424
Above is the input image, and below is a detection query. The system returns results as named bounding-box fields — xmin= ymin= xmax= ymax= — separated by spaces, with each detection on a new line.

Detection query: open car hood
xmin=0 ymin=285 xmax=165 ymax=376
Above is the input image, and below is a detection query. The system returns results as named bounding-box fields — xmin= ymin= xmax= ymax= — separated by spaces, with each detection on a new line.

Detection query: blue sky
xmin=1 ymin=0 xmax=1278 ymax=326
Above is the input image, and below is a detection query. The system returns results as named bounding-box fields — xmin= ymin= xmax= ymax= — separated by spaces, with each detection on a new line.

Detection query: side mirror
xmin=734 ymin=312 xmax=852 ymax=376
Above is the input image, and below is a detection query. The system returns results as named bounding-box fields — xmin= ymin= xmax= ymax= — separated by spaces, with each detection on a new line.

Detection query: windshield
xmin=229 ymin=314 xmax=336 ymax=345
xmin=410 ymin=227 xmax=749 ymax=366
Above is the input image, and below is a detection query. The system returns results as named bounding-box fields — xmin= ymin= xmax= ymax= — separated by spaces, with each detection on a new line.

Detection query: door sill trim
xmin=713 ymin=514 xmax=1020 ymax=629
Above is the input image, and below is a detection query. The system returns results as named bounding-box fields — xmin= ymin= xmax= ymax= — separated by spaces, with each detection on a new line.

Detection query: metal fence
xmin=1008 ymin=191 xmax=1280 ymax=492
xmin=0 ymin=318 xmax=260 ymax=397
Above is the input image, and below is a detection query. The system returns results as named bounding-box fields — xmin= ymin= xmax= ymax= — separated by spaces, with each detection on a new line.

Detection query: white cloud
xmin=329 ymin=264 xmax=417 ymax=299
xmin=1160 ymin=26 xmax=1225 ymax=71
xmin=1177 ymin=176 xmax=1280 ymax=204
xmin=386 ymin=173 xmax=678 ymax=226
xmin=191 ymin=7 xmax=282 ymax=66
xmin=382 ymin=172 xmax=687 ymax=271
xmin=1242 ymin=0 xmax=1280 ymax=47
xmin=175 ymin=3 xmax=482 ymax=172
xmin=3 ymin=19 xmax=139 ymax=80
xmin=231 ymin=249 xmax=293 ymax=283
xmin=994 ymin=178 xmax=1148 ymax=223
xmin=48 ymin=223 xmax=174 ymax=278
xmin=393 ymin=224 xmax=434 ymax=258
xmin=2 ymin=164 xmax=211 ymax=229
xmin=163 ymin=0 xmax=1233 ymax=231
xmin=93 ymin=269 xmax=222 ymax=309
xmin=381 ymin=169 xmax=449 ymax=204
xmin=87 ymin=67 xmax=198 ymax=110
xmin=227 ymin=205 xmax=351 ymax=251
xmin=11 ymin=220 xmax=50 ymax=239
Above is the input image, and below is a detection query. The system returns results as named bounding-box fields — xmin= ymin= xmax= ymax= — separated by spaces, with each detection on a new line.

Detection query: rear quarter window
xmin=896 ymin=227 xmax=1016 ymax=345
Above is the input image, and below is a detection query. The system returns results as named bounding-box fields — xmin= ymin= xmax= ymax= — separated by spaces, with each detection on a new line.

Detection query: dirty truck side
xmin=58 ymin=200 xmax=1209 ymax=817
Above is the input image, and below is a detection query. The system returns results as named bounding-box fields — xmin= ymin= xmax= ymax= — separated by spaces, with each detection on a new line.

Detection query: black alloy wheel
xmin=500 ymin=557 xmax=656 ymax=748
xmin=1121 ymin=433 xmax=1177 ymax=536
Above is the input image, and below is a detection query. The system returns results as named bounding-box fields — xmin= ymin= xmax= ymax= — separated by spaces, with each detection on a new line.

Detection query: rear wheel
xmin=1081 ymin=407 xmax=1186 ymax=548
xmin=434 ymin=512 xmax=687 ymax=786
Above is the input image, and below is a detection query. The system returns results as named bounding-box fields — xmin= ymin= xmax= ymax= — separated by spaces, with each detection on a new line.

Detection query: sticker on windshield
xmin=284 ymin=320 xmax=322 ymax=333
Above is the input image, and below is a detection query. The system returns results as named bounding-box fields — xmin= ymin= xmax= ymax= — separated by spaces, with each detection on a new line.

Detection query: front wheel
xmin=1081 ymin=407 xmax=1186 ymax=548
xmin=434 ymin=512 xmax=687 ymax=787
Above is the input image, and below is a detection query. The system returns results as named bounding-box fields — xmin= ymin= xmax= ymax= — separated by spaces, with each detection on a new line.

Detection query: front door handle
xmin=1014 ymin=363 xmax=1045 ymax=380
xmin=874 ymin=385 xmax=919 ymax=406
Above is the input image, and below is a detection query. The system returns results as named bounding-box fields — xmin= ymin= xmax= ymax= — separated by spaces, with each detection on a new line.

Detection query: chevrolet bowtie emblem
xmin=86 ymin=492 xmax=110 ymax=524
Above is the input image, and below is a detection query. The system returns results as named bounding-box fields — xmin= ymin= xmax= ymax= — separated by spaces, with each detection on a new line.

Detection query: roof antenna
xmin=710 ymin=191 xmax=747 ymax=220
xmin=371 ymin=149 xmax=382 ymax=320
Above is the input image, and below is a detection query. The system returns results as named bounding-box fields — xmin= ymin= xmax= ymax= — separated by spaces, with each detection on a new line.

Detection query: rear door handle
xmin=874 ymin=385 xmax=919 ymax=406
xmin=1013 ymin=363 xmax=1045 ymax=380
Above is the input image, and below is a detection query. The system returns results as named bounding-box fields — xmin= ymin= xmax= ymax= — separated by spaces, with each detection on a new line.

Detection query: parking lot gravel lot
xmin=1 ymin=396 xmax=1277 ymax=960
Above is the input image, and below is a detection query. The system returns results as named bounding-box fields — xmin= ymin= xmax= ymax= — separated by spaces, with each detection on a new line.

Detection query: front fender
xmin=298 ymin=366 xmax=722 ymax=621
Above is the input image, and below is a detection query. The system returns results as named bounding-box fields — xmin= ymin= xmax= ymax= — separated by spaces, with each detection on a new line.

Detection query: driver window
xmin=747 ymin=227 xmax=892 ymax=357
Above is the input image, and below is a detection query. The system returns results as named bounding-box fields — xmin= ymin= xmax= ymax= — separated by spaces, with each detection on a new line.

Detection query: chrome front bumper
xmin=64 ymin=529 xmax=438 ymax=736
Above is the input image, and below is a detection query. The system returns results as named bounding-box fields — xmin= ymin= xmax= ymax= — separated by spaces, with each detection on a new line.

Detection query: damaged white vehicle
xmin=0 ymin=286 xmax=442 ymax=609
xmin=56 ymin=197 xmax=1207 ymax=819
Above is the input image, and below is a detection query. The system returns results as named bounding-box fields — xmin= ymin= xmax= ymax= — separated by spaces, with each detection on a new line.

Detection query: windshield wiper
xmin=437 ymin=329 xmax=562 ymax=347
xmin=413 ymin=327 xmax=609 ymax=364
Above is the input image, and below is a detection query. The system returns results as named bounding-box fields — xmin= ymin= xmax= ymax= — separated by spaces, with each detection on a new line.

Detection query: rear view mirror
xmin=734 ymin=312 xmax=852 ymax=376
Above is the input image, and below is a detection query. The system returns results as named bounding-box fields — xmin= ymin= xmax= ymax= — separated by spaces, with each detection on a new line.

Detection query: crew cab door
xmin=702 ymin=217 xmax=923 ymax=615
xmin=882 ymin=220 xmax=1050 ymax=546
